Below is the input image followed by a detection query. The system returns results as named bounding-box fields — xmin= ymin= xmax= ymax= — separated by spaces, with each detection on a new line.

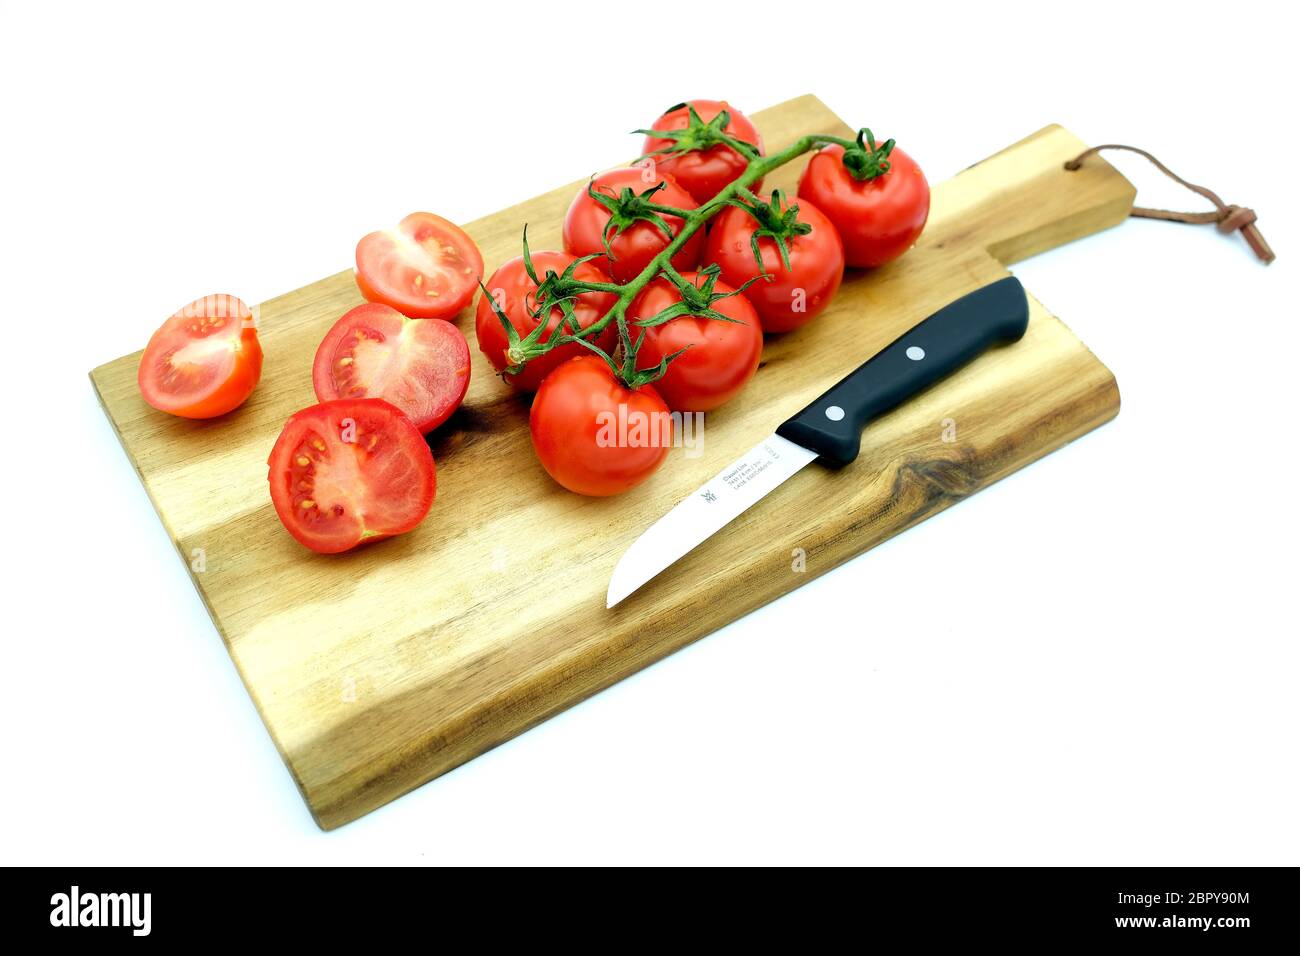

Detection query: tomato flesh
xmin=355 ymin=212 xmax=484 ymax=319
xmin=267 ymin=398 xmax=435 ymax=553
xmin=312 ymin=303 xmax=470 ymax=433
xmin=562 ymin=168 xmax=704 ymax=283
xmin=629 ymin=274 xmax=764 ymax=412
xmin=138 ymin=294 xmax=263 ymax=418
xmin=530 ymin=356 xmax=672 ymax=497
xmin=797 ymin=143 xmax=930 ymax=268
xmin=705 ymin=195 xmax=845 ymax=333
xmin=475 ymin=251 xmax=618 ymax=392
xmin=641 ymin=100 xmax=764 ymax=204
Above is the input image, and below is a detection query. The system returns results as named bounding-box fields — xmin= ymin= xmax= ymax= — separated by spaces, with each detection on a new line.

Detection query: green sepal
xmin=718 ymin=188 xmax=812 ymax=275
xmin=586 ymin=177 xmax=680 ymax=265
xmin=839 ymin=128 xmax=896 ymax=182
xmin=477 ymin=279 xmax=520 ymax=351
xmin=565 ymin=333 xmax=622 ymax=379
xmin=633 ymin=103 xmax=759 ymax=162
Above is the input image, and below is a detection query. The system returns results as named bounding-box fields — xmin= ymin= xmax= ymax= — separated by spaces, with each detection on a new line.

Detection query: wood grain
xmin=90 ymin=95 xmax=1133 ymax=829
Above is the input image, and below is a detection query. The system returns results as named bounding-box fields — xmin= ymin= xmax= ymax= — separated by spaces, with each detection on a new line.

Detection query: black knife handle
xmin=775 ymin=276 xmax=1029 ymax=467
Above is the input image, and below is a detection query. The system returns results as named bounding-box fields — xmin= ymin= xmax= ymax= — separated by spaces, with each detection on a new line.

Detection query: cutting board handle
xmin=927 ymin=124 xmax=1138 ymax=265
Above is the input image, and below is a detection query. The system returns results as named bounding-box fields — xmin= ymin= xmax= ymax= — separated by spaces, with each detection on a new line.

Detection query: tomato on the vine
xmin=355 ymin=212 xmax=483 ymax=319
xmin=640 ymin=100 xmax=764 ymax=204
xmin=530 ymin=356 xmax=672 ymax=497
xmin=562 ymin=168 xmax=704 ymax=284
xmin=267 ymin=398 xmax=436 ymax=554
xmin=797 ymin=132 xmax=929 ymax=268
xmin=705 ymin=192 xmax=845 ymax=333
xmin=138 ymin=294 xmax=263 ymax=418
xmin=629 ymin=272 xmax=763 ymax=412
xmin=475 ymin=251 xmax=619 ymax=392
xmin=312 ymin=303 xmax=470 ymax=433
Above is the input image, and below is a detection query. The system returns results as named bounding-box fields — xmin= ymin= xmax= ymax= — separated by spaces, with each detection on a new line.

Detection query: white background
xmin=2 ymin=0 xmax=1296 ymax=865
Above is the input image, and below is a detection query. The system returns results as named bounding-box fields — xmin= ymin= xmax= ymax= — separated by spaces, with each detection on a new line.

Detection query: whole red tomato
xmin=640 ymin=99 xmax=764 ymax=204
xmin=798 ymin=133 xmax=929 ymax=268
xmin=562 ymin=167 xmax=705 ymax=283
xmin=704 ymin=192 xmax=845 ymax=333
xmin=629 ymin=272 xmax=764 ymax=412
xmin=530 ymin=356 xmax=673 ymax=497
xmin=476 ymin=251 xmax=618 ymax=392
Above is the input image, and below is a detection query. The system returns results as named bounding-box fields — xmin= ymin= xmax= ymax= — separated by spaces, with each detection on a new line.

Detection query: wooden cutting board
xmin=91 ymin=95 xmax=1133 ymax=829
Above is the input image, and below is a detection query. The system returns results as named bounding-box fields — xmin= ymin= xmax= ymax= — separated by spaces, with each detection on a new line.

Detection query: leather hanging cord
xmin=1065 ymin=144 xmax=1275 ymax=264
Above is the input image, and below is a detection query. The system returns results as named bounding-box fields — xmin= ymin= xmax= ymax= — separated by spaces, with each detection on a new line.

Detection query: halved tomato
xmin=355 ymin=212 xmax=484 ymax=319
xmin=312 ymin=303 xmax=470 ymax=433
xmin=137 ymin=294 xmax=263 ymax=418
xmin=267 ymin=398 xmax=436 ymax=554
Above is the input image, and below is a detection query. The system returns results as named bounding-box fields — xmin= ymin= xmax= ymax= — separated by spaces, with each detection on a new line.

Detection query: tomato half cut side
xmin=138 ymin=293 xmax=263 ymax=418
xmin=312 ymin=303 xmax=470 ymax=432
xmin=355 ymin=212 xmax=484 ymax=319
xmin=267 ymin=398 xmax=436 ymax=554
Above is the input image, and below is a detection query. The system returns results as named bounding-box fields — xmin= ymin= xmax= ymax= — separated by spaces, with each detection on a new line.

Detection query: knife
xmin=606 ymin=276 xmax=1030 ymax=608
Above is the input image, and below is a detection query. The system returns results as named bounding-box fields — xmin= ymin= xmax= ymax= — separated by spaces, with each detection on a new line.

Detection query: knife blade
xmin=606 ymin=276 xmax=1030 ymax=608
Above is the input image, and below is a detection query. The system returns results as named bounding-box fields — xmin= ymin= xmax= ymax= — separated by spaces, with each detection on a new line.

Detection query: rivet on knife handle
xmin=774 ymin=276 xmax=1030 ymax=467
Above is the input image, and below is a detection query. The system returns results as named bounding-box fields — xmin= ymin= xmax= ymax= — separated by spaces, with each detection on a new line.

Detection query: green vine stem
xmin=486 ymin=124 xmax=868 ymax=387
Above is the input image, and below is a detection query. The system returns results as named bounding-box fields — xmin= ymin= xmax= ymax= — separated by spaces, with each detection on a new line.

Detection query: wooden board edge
xmin=88 ymin=367 xmax=330 ymax=828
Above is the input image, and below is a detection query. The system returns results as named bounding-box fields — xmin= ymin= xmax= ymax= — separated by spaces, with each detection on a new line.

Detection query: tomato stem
xmin=504 ymin=129 xmax=861 ymax=386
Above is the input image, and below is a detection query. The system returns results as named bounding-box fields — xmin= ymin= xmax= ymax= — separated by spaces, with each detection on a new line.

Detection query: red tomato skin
xmin=641 ymin=100 xmax=764 ymax=204
xmin=704 ymin=196 xmax=845 ymax=333
xmin=138 ymin=294 xmax=264 ymax=418
xmin=267 ymin=398 xmax=435 ymax=554
xmin=797 ymin=143 xmax=930 ymax=268
xmin=562 ymin=168 xmax=705 ymax=284
xmin=354 ymin=212 xmax=484 ymax=319
xmin=475 ymin=251 xmax=619 ymax=392
xmin=312 ymin=303 xmax=470 ymax=433
xmin=629 ymin=274 xmax=764 ymax=412
xmin=530 ymin=356 xmax=673 ymax=497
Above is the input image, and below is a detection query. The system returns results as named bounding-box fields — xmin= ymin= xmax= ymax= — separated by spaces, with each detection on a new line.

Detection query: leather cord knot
xmin=1065 ymin=143 xmax=1275 ymax=264
xmin=1217 ymin=204 xmax=1256 ymax=234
